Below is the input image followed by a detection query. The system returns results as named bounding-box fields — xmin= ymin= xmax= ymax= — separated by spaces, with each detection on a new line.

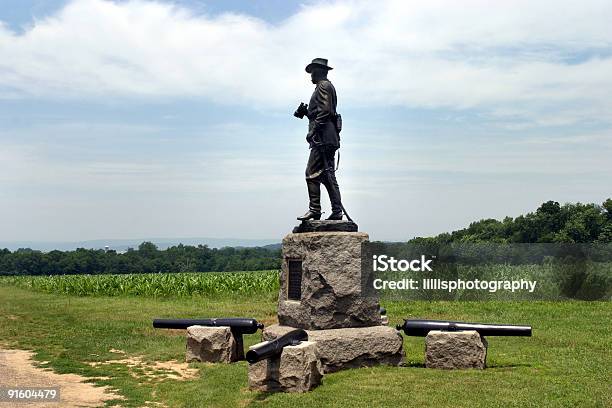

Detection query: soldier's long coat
xmin=306 ymin=78 xmax=339 ymax=148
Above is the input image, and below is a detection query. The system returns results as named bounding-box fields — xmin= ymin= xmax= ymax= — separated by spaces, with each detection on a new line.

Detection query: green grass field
xmin=0 ymin=273 xmax=610 ymax=407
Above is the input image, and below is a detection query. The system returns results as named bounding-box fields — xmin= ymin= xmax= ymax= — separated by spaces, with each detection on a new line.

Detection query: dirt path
xmin=0 ymin=348 xmax=122 ymax=407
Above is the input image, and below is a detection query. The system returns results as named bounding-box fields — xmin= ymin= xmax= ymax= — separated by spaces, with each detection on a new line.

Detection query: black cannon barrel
xmin=396 ymin=319 xmax=532 ymax=337
xmin=246 ymin=329 xmax=308 ymax=364
xmin=152 ymin=317 xmax=263 ymax=334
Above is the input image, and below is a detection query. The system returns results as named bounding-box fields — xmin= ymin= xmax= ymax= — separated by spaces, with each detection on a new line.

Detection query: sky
xmin=1 ymin=0 xmax=611 ymax=243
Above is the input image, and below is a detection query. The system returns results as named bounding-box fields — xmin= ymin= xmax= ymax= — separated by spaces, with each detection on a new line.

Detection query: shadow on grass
xmin=251 ymin=391 xmax=277 ymax=402
xmin=401 ymin=362 xmax=426 ymax=368
xmin=486 ymin=363 xmax=532 ymax=369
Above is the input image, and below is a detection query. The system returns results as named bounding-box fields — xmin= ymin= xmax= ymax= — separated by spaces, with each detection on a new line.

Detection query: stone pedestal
xmin=248 ymin=223 xmax=400 ymax=393
xmin=186 ymin=326 xmax=242 ymax=363
xmin=248 ymin=341 xmax=322 ymax=392
xmin=293 ymin=220 xmax=358 ymax=233
xmin=278 ymin=231 xmax=380 ymax=329
xmin=263 ymin=324 xmax=403 ymax=373
xmin=425 ymin=330 xmax=487 ymax=369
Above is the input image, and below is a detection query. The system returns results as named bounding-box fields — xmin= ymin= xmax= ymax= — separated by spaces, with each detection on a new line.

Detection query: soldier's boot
xmin=322 ymin=172 xmax=343 ymax=221
xmin=297 ymin=179 xmax=322 ymax=221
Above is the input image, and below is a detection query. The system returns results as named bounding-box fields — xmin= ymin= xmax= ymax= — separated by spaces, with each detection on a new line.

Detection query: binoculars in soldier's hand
xmin=294 ymin=102 xmax=308 ymax=119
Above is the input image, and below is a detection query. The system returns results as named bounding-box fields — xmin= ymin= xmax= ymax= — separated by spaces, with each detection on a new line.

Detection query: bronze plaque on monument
xmin=287 ymin=259 xmax=303 ymax=301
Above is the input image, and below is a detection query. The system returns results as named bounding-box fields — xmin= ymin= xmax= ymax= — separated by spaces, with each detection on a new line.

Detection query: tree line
xmin=411 ymin=199 xmax=612 ymax=244
xmin=1 ymin=199 xmax=610 ymax=276
xmin=0 ymin=243 xmax=281 ymax=276
xmin=403 ymin=199 xmax=612 ymax=300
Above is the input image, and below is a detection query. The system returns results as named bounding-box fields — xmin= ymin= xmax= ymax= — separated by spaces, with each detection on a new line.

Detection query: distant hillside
xmin=411 ymin=199 xmax=612 ymax=244
xmin=0 ymin=237 xmax=279 ymax=253
xmin=261 ymin=243 xmax=282 ymax=251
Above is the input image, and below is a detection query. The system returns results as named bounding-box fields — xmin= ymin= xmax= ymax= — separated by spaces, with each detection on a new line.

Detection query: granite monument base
xmin=278 ymin=231 xmax=380 ymax=329
xmin=263 ymin=324 xmax=404 ymax=373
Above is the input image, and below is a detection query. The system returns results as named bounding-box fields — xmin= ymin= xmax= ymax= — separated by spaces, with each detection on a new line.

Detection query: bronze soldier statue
xmin=294 ymin=58 xmax=348 ymax=221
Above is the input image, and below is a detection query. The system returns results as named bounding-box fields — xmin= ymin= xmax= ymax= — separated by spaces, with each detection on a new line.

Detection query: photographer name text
xmin=372 ymin=255 xmax=537 ymax=293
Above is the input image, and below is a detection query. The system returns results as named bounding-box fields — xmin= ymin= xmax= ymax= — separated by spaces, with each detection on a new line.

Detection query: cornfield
xmin=0 ymin=270 xmax=279 ymax=297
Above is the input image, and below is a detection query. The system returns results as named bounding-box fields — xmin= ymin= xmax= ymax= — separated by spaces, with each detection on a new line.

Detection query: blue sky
xmin=0 ymin=0 xmax=301 ymax=30
xmin=1 ymin=0 xmax=611 ymax=242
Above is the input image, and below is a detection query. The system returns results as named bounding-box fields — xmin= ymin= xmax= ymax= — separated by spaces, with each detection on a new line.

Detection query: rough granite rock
xmin=278 ymin=231 xmax=381 ymax=329
xmin=425 ymin=330 xmax=488 ymax=369
xmin=247 ymin=344 xmax=281 ymax=392
xmin=186 ymin=326 xmax=241 ymax=363
xmin=263 ymin=324 xmax=404 ymax=373
xmin=248 ymin=341 xmax=322 ymax=392
xmin=293 ymin=220 xmax=358 ymax=233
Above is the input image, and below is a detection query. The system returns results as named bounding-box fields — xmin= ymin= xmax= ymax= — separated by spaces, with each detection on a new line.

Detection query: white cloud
xmin=0 ymin=0 xmax=611 ymax=124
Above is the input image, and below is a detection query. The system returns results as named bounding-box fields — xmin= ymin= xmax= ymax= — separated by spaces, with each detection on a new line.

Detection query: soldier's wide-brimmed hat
xmin=305 ymin=58 xmax=333 ymax=73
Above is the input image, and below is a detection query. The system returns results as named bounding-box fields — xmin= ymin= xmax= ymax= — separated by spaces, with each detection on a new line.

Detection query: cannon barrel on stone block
xmin=396 ymin=319 xmax=532 ymax=337
xmin=153 ymin=318 xmax=263 ymax=334
xmin=246 ymin=329 xmax=308 ymax=364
